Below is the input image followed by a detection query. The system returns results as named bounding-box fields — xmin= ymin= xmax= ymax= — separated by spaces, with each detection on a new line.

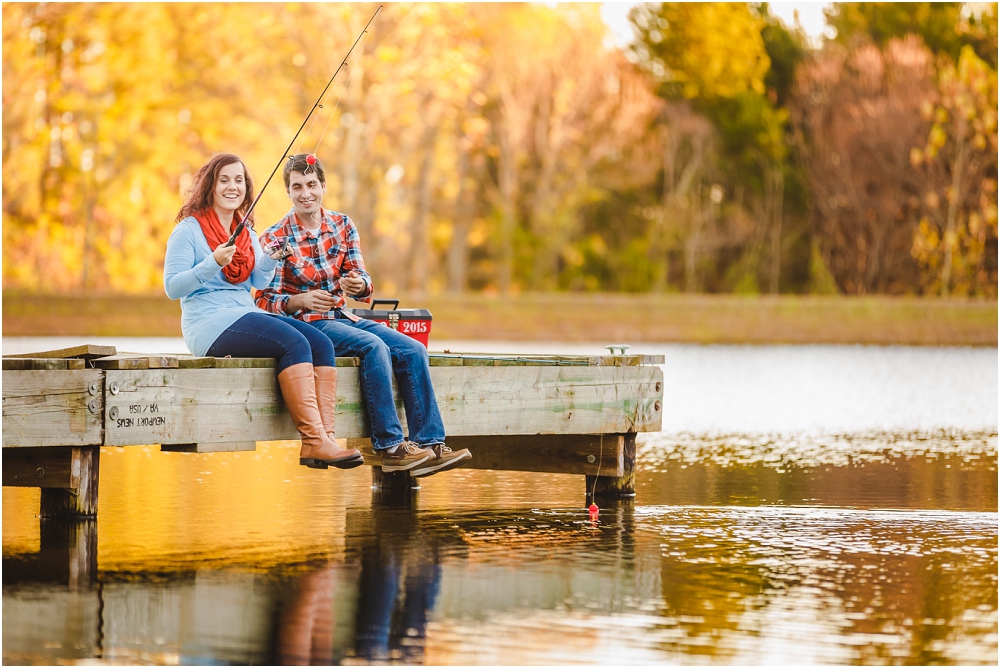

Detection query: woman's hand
xmin=213 ymin=243 xmax=237 ymax=267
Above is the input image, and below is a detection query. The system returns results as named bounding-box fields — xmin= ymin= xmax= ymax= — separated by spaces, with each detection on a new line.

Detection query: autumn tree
xmin=910 ymin=46 xmax=998 ymax=296
xmin=4 ymin=2 xmax=993 ymax=299
xmin=790 ymin=37 xmax=936 ymax=294
xmin=632 ymin=3 xmax=810 ymax=294
xmin=826 ymin=2 xmax=998 ymax=68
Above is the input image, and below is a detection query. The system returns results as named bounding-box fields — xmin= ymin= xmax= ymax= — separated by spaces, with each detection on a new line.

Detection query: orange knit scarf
xmin=193 ymin=208 xmax=255 ymax=284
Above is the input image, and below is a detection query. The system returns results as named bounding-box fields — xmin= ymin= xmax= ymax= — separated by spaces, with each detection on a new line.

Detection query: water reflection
xmin=275 ymin=564 xmax=338 ymax=664
xmin=1 ymin=521 xmax=103 ymax=665
xmin=3 ymin=498 xmax=997 ymax=665
xmin=645 ymin=506 xmax=998 ymax=664
xmin=346 ymin=505 xmax=441 ymax=664
xmin=272 ymin=502 xmax=447 ymax=665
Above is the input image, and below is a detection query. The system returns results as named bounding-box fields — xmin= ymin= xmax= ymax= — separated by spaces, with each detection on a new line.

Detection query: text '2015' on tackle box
xmin=346 ymin=299 xmax=432 ymax=347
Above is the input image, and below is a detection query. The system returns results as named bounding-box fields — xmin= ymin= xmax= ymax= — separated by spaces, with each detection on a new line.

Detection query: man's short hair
xmin=283 ymin=154 xmax=326 ymax=189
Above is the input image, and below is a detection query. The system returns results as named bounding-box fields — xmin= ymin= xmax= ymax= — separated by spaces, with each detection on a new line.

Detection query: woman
xmin=164 ymin=153 xmax=362 ymax=470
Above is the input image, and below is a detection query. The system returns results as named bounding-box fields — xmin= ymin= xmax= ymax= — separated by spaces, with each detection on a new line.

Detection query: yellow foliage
xmin=915 ymin=45 xmax=999 ymax=296
xmin=631 ymin=3 xmax=770 ymax=100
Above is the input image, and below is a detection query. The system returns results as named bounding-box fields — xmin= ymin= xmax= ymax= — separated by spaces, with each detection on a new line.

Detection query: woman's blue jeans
xmin=311 ymin=317 xmax=446 ymax=451
xmin=206 ymin=312 xmax=335 ymax=373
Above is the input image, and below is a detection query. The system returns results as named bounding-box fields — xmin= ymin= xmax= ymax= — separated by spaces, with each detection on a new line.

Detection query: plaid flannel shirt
xmin=255 ymin=209 xmax=373 ymax=321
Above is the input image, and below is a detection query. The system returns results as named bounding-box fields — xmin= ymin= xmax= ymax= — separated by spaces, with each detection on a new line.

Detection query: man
xmin=256 ymin=154 xmax=471 ymax=478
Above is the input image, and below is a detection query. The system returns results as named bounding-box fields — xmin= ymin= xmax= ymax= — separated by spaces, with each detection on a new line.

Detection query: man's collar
xmin=290 ymin=209 xmax=330 ymax=236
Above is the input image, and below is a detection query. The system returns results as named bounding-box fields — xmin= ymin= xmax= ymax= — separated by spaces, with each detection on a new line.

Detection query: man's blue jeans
xmin=311 ymin=317 xmax=446 ymax=451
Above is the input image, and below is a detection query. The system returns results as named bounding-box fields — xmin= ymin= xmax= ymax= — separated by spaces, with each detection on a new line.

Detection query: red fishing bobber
xmin=588 ymin=503 xmax=599 ymax=515
xmin=306 ymin=154 xmax=317 ymax=165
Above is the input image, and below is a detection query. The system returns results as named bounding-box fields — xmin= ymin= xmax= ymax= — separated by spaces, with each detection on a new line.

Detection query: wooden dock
xmin=2 ymin=345 xmax=664 ymax=518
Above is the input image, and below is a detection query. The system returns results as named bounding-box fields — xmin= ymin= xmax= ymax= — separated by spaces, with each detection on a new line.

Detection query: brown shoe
xmin=410 ymin=444 xmax=472 ymax=478
xmin=380 ymin=442 xmax=434 ymax=473
xmin=278 ymin=363 xmax=364 ymax=470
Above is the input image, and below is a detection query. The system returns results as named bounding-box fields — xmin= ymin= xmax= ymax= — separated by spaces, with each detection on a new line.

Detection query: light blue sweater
xmin=164 ymin=217 xmax=278 ymax=356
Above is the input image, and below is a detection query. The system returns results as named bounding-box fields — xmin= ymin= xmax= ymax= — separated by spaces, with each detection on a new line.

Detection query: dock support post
xmin=371 ymin=467 xmax=419 ymax=506
xmin=41 ymin=446 xmax=101 ymax=519
xmin=586 ymin=432 xmax=635 ymax=499
xmin=3 ymin=446 xmax=101 ymax=519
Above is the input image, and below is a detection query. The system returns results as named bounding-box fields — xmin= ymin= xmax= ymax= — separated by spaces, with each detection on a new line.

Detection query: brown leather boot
xmin=278 ymin=363 xmax=363 ymax=470
xmin=314 ymin=365 xmax=337 ymax=440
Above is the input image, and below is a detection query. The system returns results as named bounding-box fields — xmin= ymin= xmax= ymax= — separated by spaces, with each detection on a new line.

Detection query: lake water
xmin=2 ymin=338 xmax=997 ymax=665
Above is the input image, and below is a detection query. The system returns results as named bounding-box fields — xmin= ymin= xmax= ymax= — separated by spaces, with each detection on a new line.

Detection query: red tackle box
xmin=346 ymin=299 xmax=432 ymax=347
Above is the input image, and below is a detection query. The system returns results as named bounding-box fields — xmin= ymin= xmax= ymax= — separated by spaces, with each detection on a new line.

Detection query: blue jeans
xmin=355 ymin=549 xmax=441 ymax=662
xmin=311 ymin=317 xmax=445 ymax=451
xmin=207 ymin=312 xmax=335 ymax=373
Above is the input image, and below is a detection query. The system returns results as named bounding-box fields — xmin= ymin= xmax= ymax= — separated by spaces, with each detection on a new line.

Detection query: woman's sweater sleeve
xmin=163 ymin=222 xmax=224 ymax=300
xmin=249 ymin=229 xmax=278 ymax=290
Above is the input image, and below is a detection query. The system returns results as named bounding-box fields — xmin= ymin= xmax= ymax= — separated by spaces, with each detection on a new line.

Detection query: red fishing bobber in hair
xmin=306 ymin=154 xmax=317 ymax=165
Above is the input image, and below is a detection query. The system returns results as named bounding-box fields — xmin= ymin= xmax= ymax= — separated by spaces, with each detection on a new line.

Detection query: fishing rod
xmin=224 ymin=4 xmax=383 ymax=247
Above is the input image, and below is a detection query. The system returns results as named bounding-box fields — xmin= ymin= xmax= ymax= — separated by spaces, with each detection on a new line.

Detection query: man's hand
xmin=340 ymin=271 xmax=365 ymax=297
xmin=286 ymin=290 xmax=337 ymax=313
xmin=213 ymin=243 xmax=237 ymax=267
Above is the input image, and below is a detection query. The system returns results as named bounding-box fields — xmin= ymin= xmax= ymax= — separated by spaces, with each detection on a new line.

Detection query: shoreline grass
xmin=2 ymin=290 xmax=996 ymax=346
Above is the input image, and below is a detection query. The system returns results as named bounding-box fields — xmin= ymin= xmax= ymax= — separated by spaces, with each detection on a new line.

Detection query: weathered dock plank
xmin=97 ymin=364 xmax=662 ymax=448
xmin=427 ymin=353 xmax=665 ymax=367
xmin=429 ymin=365 xmax=662 ymax=436
xmin=92 ymin=356 xmax=149 ymax=370
xmin=160 ymin=441 xmax=258 ymax=453
xmin=102 ymin=368 xmax=295 ymax=447
xmin=2 ymin=445 xmax=101 ymax=517
xmin=3 ymin=344 xmax=116 ymax=360
xmin=2 ymin=358 xmax=86 ymax=371
xmin=177 ymin=356 xmax=217 ymax=369
xmin=211 ymin=358 xmax=276 ymax=368
xmin=4 ymin=445 xmax=86 ymax=488
xmin=2 ymin=370 xmax=103 ymax=447
xmin=116 ymin=353 xmax=180 ymax=369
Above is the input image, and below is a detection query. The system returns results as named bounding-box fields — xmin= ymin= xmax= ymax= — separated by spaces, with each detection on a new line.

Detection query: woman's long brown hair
xmin=175 ymin=153 xmax=256 ymax=223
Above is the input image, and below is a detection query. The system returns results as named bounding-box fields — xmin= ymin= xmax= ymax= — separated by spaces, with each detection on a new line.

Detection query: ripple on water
xmin=638 ymin=430 xmax=999 ymax=470
xmin=628 ymin=505 xmax=998 ymax=665
xmin=2 ymin=502 xmax=997 ymax=665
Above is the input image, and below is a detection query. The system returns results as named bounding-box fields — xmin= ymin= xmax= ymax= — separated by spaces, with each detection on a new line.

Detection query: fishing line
xmin=296 ymin=27 xmax=372 ymax=230
xmin=591 ymin=433 xmax=604 ymax=502
xmin=588 ymin=358 xmax=608 ymax=514
xmin=224 ymin=4 xmax=383 ymax=247
xmin=302 ymin=26 xmax=371 ymax=160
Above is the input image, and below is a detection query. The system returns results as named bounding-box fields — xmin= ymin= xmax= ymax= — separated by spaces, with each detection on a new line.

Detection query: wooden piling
xmin=4 ymin=445 xmax=102 ymax=517
xmin=370 ymin=467 xmax=419 ymax=507
xmin=586 ymin=432 xmax=636 ymax=498
xmin=371 ymin=467 xmax=419 ymax=490
xmin=39 ymin=446 xmax=101 ymax=519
